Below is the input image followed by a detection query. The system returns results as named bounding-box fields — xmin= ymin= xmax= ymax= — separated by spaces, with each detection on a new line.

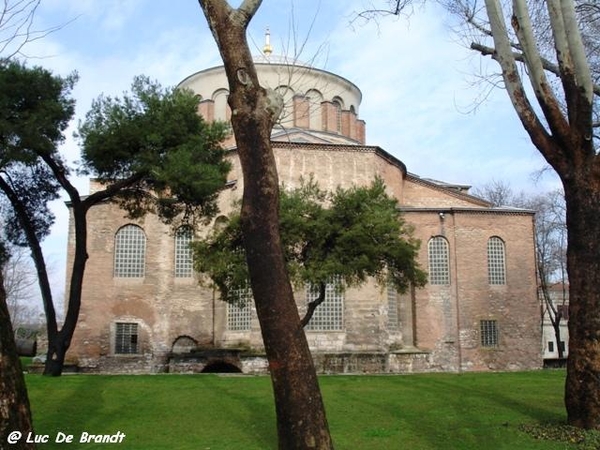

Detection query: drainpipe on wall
xmin=212 ymin=287 xmax=216 ymax=347
xmin=450 ymin=209 xmax=463 ymax=373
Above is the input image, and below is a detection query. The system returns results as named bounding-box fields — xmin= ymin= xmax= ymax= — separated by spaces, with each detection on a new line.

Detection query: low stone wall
xmin=167 ymin=350 xmax=434 ymax=375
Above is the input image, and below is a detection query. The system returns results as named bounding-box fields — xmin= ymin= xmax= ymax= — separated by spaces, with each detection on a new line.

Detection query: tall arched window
xmin=487 ymin=236 xmax=506 ymax=285
xmin=306 ymin=89 xmax=323 ymax=130
xmin=332 ymin=96 xmax=343 ymax=133
xmin=212 ymin=88 xmax=230 ymax=121
xmin=114 ymin=225 xmax=146 ymax=278
xmin=428 ymin=236 xmax=450 ymax=285
xmin=305 ymin=276 xmax=344 ymax=331
xmin=387 ymin=284 xmax=399 ymax=332
xmin=174 ymin=226 xmax=193 ymax=278
xmin=275 ymin=85 xmax=294 ymax=125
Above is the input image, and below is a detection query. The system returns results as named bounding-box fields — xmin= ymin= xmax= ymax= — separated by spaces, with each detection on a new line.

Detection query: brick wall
xmin=67 ymin=144 xmax=541 ymax=373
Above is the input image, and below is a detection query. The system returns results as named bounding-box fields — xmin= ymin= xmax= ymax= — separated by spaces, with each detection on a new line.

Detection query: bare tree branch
xmin=470 ymin=42 xmax=600 ymax=97
xmin=300 ymin=281 xmax=326 ymax=328
xmin=0 ymin=0 xmax=71 ymax=61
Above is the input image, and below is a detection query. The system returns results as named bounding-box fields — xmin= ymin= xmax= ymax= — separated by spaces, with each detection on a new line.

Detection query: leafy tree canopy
xmin=0 ymin=62 xmax=232 ymax=375
xmin=194 ymin=177 xmax=427 ymax=310
xmin=77 ymin=75 xmax=231 ymax=223
xmin=0 ymin=60 xmax=76 ymax=244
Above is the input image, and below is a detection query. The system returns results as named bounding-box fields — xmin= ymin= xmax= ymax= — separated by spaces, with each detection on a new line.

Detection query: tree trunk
xmin=42 ymin=205 xmax=89 ymax=377
xmin=198 ymin=1 xmax=333 ymax=448
xmin=564 ymin=177 xmax=600 ymax=429
xmin=43 ymin=333 xmax=68 ymax=377
xmin=0 ymin=264 xmax=36 ymax=449
xmin=553 ymin=320 xmax=564 ymax=360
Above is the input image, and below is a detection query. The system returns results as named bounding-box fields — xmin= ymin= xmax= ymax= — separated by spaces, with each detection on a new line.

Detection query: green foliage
xmin=77 ymin=75 xmax=231 ymax=224
xmin=0 ymin=60 xmax=76 ymax=244
xmin=194 ymin=177 xmax=426 ymax=305
xmin=0 ymin=60 xmax=76 ymax=163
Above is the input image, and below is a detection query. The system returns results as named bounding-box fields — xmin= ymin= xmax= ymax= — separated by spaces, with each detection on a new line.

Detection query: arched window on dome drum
xmin=174 ymin=226 xmax=194 ymax=278
xmin=305 ymin=89 xmax=323 ymax=131
xmin=487 ymin=236 xmax=506 ymax=285
xmin=428 ymin=236 xmax=450 ymax=285
xmin=114 ymin=225 xmax=146 ymax=278
xmin=275 ymin=85 xmax=295 ymax=125
xmin=332 ymin=96 xmax=343 ymax=133
xmin=212 ymin=88 xmax=230 ymax=121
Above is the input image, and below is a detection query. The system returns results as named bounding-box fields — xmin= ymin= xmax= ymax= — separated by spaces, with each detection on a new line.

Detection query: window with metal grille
xmin=480 ymin=320 xmax=499 ymax=347
xmin=115 ymin=322 xmax=138 ymax=354
xmin=428 ymin=236 xmax=450 ymax=285
xmin=305 ymin=277 xmax=343 ymax=331
xmin=114 ymin=225 xmax=146 ymax=278
xmin=227 ymin=287 xmax=253 ymax=331
xmin=174 ymin=226 xmax=193 ymax=278
xmin=487 ymin=237 xmax=506 ymax=285
xmin=387 ymin=284 xmax=399 ymax=331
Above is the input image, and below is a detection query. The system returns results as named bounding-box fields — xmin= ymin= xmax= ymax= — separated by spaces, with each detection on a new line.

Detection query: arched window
xmin=332 ymin=96 xmax=343 ymax=133
xmin=114 ymin=225 xmax=146 ymax=278
xmin=212 ymin=88 xmax=230 ymax=121
xmin=305 ymin=89 xmax=323 ymax=130
xmin=487 ymin=237 xmax=506 ymax=285
xmin=305 ymin=276 xmax=343 ymax=331
xmin=174 ymin=226 xmax=193 ymax=278
xmin=387 ymin=284 xmax=399 ymax=332
xmin=275 ymin=85 xmax=294 ymax=124
xmin=428 ymin=236 xmax=450 ymax=285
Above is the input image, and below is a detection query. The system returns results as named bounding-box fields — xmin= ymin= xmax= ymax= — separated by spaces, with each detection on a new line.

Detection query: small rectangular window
xmin=548 ymin=341 xmax=555 ymax=352
xmin=558 ymin=341 xmax=566 ymax=353
xmin=115 ymin=322 xmax=139 ymax=354
xmin=480 ymin=320 xmax=498 ymax=347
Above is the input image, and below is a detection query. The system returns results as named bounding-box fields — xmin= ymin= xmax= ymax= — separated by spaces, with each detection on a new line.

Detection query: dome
xmin=178 ymin=59 xmax=366 ymax=145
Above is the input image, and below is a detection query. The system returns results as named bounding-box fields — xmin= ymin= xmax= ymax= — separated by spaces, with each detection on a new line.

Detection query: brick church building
xmin=66 ymin=51 xmax=541 ymax=374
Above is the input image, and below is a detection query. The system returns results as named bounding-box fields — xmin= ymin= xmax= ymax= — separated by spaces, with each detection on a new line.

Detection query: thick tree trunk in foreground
xmin=42 ymin=204 xmax=88 ymax=376
xmin=477 ymin=0 xmax=598 ymax=429
xmin=0 ymin=267 xmax=36 ymax=449
xmin=564 ymin=179 xmax=600 ymax=428
xmin=198 ymin=1 xmax=333 ymax=448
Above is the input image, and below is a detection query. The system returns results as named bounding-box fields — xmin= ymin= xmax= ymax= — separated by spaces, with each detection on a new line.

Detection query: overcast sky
xmin=18 ymin=0 xmax=560 ymax=304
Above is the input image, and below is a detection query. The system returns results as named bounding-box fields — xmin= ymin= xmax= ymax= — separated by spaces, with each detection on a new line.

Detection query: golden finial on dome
xmin=263 ymin=27 xmax=273 ymax=56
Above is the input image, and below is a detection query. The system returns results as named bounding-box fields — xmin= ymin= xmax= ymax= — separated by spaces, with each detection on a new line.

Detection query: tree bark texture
xmin=198 ymin=1 xmax=333 ymax=448
xmin=478 ymin=0 xmax=598 ymax=428
xmin=0 ymin=266 xmax=36 ymax=449
xmin=564 ymin=177 xmax=600 ymax=428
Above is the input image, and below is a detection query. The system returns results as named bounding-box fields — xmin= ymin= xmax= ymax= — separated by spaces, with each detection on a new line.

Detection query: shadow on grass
xmin=321 ymin=372 xmax=567 ymax=450
xmin=198 ymin=375 xmax=277 ymax=449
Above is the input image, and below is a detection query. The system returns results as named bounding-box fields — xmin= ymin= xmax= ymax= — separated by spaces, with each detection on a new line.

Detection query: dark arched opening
xmin=201 ymin=361 xmax=242 ymax=373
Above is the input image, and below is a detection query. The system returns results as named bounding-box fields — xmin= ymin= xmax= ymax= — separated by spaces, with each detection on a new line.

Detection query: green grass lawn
xmin=23 ymin=370 xmax=598 ymax=449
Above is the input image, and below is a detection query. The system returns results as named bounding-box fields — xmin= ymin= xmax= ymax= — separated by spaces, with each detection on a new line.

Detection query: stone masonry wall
xmin=67 ymin=145 xmax=541 ymax=373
